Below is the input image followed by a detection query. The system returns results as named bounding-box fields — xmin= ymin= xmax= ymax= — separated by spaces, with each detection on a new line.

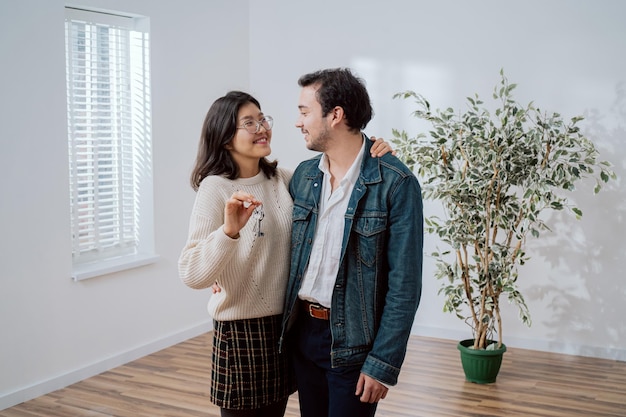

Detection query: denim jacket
xmin=280 ymin=136 xmax=423 ymax=385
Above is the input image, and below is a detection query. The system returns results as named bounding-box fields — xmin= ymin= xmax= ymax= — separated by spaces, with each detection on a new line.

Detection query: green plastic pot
xmin=457 ymin=339 xmax=507 ymax=384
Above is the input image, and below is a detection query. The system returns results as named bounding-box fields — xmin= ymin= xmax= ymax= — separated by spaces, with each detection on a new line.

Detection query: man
xmin=280 ymin=68 xmax=423 ymax=417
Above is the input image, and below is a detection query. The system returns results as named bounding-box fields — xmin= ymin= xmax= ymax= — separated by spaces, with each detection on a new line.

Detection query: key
xmin=253 ymin=206 xmax=264 ymax=237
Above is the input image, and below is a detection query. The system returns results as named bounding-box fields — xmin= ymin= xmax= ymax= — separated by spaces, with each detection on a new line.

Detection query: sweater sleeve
xmin=178 ymin=179 xmax=238 ymax=290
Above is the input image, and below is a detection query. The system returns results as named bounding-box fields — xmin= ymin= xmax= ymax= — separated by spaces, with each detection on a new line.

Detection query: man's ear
xmin=329 ymin=106 xmax=346 ymax=127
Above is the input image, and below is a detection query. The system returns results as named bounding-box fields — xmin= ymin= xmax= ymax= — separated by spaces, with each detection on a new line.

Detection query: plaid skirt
xmin=211 ymin=314 xmax=296 ymax=410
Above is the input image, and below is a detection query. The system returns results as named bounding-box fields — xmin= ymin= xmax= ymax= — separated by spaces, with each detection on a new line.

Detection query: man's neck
xmin=324 ymin=132 xmax=363 ymax=190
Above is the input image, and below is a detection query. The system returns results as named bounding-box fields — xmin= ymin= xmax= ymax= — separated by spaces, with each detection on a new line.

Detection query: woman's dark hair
xmin=298 ymin=68 xmax=373 ymax=133
xmin=190 ymin=91 xmax=277 ymax=190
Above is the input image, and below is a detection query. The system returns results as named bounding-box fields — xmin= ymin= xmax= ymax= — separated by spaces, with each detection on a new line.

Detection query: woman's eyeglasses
xmin=238 ymin=116 xmax=274 ymax=134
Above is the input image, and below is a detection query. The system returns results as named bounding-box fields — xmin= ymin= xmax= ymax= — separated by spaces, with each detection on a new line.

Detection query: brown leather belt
xmin=301 ymin=300 xmax=330 ymax=320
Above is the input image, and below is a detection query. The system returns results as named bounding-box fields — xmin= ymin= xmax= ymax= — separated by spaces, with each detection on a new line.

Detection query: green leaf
xmin=600 ymin=171 xmax=609 ymax=182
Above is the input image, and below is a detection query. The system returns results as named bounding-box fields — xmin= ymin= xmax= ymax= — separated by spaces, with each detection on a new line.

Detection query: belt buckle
xmin=308 ymin=302 xmax=329 ymax=320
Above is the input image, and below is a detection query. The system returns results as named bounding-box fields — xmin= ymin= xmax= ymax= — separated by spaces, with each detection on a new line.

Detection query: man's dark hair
xmin=298 ymin=68 xmax=373 ymax=133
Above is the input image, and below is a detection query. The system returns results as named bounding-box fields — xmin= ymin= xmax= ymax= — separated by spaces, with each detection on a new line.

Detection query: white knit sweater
xmin=178 ymin=168 xmax=293 ymax=321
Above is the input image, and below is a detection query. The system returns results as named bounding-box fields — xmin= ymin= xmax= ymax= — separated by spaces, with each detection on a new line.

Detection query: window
xmin=65 ymin=7 xmax=157 ymax=280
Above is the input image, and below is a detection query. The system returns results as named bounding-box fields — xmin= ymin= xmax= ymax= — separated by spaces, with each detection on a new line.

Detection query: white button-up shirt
xmin=298 ymin=139 xmax=365 ymax=308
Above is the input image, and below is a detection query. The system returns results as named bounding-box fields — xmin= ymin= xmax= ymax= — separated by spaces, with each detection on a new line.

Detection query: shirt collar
xmin=318 ymin=136 xmax=365 ymax=187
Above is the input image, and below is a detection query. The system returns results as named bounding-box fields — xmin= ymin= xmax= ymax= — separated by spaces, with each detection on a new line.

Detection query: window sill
xmin=72 ymin=253 xmax=160 ymax=281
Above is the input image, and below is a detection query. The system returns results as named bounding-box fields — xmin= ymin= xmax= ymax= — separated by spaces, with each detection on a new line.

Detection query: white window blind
xmin=65 ymin=7 xmax=155 ymax=278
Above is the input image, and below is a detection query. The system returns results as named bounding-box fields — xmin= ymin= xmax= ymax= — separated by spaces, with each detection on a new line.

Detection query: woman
xmin=178 ymin=91 xmax=391 ymax=417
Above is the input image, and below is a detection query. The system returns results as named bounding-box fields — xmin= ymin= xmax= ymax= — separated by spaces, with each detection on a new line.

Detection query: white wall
xmin=1 ymin=0 xmax=625 ymax=411
xmin=0 ymin=0 xmax=250 ymax=409
xmin=249 ymin=0 xmax=626 ymax=359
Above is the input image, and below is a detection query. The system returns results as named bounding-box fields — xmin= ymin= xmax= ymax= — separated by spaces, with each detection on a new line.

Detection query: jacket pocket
xmin=353 ymin=213 xmax=387 ymax=267
xmin=291 ymin=204 xmax=313 ymax=249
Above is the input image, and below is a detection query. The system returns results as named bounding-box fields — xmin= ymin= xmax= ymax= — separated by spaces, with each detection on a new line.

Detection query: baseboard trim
xmin=4 ymin=323 xmax=623 ymax=411
xmin=0 ymin=321 xmax=213 ymax=411
xmin=410 ymin=325 xmax=626 ymax=361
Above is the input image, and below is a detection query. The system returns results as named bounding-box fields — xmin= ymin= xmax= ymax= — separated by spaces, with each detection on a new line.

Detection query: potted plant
xmin=392 ymin=70 xmax=615 ymax=383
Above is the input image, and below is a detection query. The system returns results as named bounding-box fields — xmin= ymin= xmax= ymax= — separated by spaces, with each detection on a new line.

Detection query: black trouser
xmin=290 ymin=310 xmax=378 ymax=417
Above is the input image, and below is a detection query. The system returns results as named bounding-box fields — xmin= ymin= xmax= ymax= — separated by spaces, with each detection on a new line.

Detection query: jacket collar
xmin=357 ymin=134 xmax=383 ymax=185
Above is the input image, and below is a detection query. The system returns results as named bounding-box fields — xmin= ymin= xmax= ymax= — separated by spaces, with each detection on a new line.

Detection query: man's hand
xmin=355 ymin=373 xmax=389 ymax=403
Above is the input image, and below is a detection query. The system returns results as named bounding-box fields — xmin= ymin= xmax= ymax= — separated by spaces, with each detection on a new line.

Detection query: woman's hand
xmin=369 ymin=136 xmax=396 ymax=157
xmin=223 ymin=191 xmax=261 ymax=239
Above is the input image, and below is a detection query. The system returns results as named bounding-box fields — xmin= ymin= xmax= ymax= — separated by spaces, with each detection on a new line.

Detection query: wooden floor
xmin=2 ymin=333 xmax=625 ymax=417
